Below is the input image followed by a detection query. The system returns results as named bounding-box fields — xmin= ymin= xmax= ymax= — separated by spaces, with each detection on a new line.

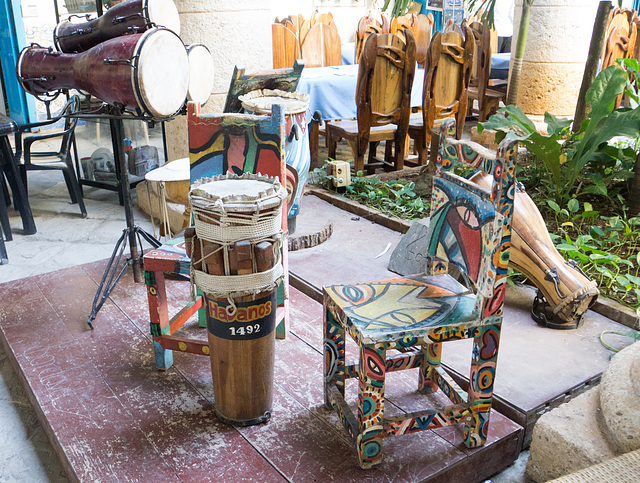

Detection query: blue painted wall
xmin=0 ymin=0 xmax=36 ymax=123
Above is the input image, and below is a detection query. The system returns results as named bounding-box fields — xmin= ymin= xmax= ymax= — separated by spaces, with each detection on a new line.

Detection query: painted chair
xmin=326 ymin=29 xmax=417 ymax=174
xmin=223 ymin=60 xmax=304 ymax=114
xmin=407 ymin=24 xmax=474 ymax=168
xmin=143 ymin=102 xmax=289 ymax=370
xmin=323 ymin=118 xmax=518 ymax=468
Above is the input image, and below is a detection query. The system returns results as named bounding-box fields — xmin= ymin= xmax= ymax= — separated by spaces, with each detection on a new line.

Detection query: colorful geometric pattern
xmin=323 ymin=118 xmax=518 ymax=468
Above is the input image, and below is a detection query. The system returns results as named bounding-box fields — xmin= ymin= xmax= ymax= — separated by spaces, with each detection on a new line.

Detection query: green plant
xmin=310 ymin=165 xmax=429 ymax=220
xmin=381 ymin=0 xmax=413 ymax=18
xmin=479 ymin=64 xmax=640 ymax=203
xmin=545 ymin=198 xmax=640 ymax=309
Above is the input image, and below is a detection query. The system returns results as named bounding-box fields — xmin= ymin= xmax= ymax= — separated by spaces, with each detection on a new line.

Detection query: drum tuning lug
xmin=515 ymin=181 xmax=526 ymax=193
xmin=544 ymin=267 xmax=565 ymax=299
xmin=565 ymin=259 xmax=593 ymax=281
xmin=287 ymin=124 xmax=300 ymax=142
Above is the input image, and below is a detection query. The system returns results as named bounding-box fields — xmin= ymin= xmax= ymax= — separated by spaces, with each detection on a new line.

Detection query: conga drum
xmin=239 ymin=89 xmax=311 ymax=233
xmin=186 ymin=44 xmax=214 ymax=106
xmin=471 ymin=172 xmax=599 ymax=329
xmin=17 ymin=27 xmax=188 ymax=119
xmin=54 ymin=0 xmax=180 ymax=53
xmin=188 ymin=172 xmax=287 ymax=426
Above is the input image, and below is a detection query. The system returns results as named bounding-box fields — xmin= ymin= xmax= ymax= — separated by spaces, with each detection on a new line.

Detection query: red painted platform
xmin=0 ymin=259 xmax=522 ymax=482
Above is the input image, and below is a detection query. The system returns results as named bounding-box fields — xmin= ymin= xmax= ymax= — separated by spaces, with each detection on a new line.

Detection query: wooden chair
xmin=407 ymin=24 xmax=474 ymax=167
xmin=602 ymin=7 xmax=638 ymax=71
xmin=355 ymin=11 xmax=390 ymax=63
xmin=326 ymin=30 xmax=416 ymax=174
xmin=466 ymin=21 xmax=506 ymax=122
xmin=390 ymin=12 xmax=434 ymax=65
xmin=223 ymin=60 xmax=304 ymax=113
xmin=143 ymin=102 xmax=290 ymax=370
xmin=323 ymin=118 xmax=518 ymax=468
xmin=272 ymin=21 xmax=300 ymax=69
xmin=14 ymin=94 xmax=87 ymax=217
xmin=300 ymin=21 xmax=342 ymax=67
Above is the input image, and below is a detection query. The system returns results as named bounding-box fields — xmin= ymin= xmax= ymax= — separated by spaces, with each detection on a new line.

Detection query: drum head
xmin=134 ymin=28 xmax=188 ymax=119
xmin=186 ymin=44 xmax=214 ymax=105
xmin=147 ymin=0 xmax=181 ymax=35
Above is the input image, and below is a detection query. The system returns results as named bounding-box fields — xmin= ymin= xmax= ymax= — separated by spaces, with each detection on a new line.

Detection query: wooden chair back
xmin=223 ymin=60 xmax=304 ymax=113
xmin=390 ymin=13 xmax=434 ymax=65
xmin=355 ymin=12 xmax=390 ymax=63
xmin=356 ymin=30 xmax=417 ymax=159
xmin=422 ymin=25 xmax=474 ymax=140
xmin=300 ymin=21 xmax=341 ymax=67
xmin=602 ymin=7 xmax=638 ymax=70
xmin=272 ymin=22 xmax=300 ymax=69
xmin=467 ymin=21 xmax=491 ymax=99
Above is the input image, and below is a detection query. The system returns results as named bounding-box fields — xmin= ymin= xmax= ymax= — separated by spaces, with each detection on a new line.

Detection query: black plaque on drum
xmin=206 ymin=292 xmax=276 ymax=340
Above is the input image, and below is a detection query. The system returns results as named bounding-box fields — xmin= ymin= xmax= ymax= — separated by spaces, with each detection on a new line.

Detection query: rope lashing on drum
xmin=188 ymin=173 xmax=287 ymax=305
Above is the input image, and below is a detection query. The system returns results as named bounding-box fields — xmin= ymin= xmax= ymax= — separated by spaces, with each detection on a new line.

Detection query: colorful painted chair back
xmin=427 ymin=118 xmax=517 ymax=303
xmin=188 ymin=102 xmax=286 ymax=187
xmin=223 ymin=60 xmax=304 ymax=114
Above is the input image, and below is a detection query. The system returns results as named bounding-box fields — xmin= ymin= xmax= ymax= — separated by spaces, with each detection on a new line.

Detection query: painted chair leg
xmin=323 ymin=303 xmax=346 ymax=409
xmin=357 ymin=343 xmax=386 ymax=468
xmin=154 ymin=340 xmax=174 ymax=370
xmin=464 ymin=323 xmax=501 ymax=448
xmin=419 ymin=342 xmax=442 ymax=393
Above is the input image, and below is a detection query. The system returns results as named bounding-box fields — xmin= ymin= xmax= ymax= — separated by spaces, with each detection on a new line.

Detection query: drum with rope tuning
xmin=54 ymin=0 xmax=180 ymax=53
xmin=188 ymin=172 xmax=287 ymax=426
xmin=17 ymin=27 xmax=188 ymax=119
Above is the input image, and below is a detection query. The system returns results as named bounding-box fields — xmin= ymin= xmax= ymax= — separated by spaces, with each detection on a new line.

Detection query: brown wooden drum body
xmin=17 ymin=28 xmax=188 ymax=119
xmin=188 ymin=173 xmax=287 ymax=425
xmin=471 ymin=172 xmax=599 ymax=328
xmin=205 ymin=290 xmax=276 ymax=426
xmin=54 ymin=0 xmax=180 ymax=53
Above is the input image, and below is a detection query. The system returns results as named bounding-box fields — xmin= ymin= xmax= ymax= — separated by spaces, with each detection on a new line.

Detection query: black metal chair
xmin=14 ymin=95 xmax=87 ymax=218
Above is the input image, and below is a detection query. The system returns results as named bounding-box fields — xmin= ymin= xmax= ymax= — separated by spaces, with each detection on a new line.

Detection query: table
xmin=490 ymin=52 xmax=510 ymax=80
xmin=0 ymin=113 xmax=36 ymax=263
xmin=297 ymin=64 xmax=425 ymax=122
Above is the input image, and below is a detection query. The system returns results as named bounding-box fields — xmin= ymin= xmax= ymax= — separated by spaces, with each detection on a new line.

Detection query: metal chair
xmin=323 ymin=118 xmax=518 ymax=468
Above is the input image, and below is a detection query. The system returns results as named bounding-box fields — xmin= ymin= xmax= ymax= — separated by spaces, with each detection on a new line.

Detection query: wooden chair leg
xmin=327 ymin=128 xmax=338 ymax=161
xmin=357 ymin=343 xmax=386 ymax=469
xmin=464 ymin=323 xmax=501 ymax=448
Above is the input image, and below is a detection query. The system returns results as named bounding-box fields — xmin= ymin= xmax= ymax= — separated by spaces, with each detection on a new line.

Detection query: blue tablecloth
xmin=489 ymin=52 xmax=510 ymax=80
xmin=297 ymin=64 xmax=425 ymax=121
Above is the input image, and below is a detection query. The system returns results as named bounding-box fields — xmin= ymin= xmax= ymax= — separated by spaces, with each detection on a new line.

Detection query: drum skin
xmin=54 ymin=0 xmax=180 ymax=53
xmin=18 ymin=28 xmax=188 ymax=119
xmin=471 ymin=172 xmax=599 ymax=325
xmin=186 ymin=44 xmax=214 ymax=105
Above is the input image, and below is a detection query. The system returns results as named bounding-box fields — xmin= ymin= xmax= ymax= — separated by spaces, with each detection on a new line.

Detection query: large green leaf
xmin=585 ymin=66 xmax=627 ymax=125
xmin=478 ymin=105 xmax=537 ymax=137
xmin=545 ymin=112 xmax=572 ymax=137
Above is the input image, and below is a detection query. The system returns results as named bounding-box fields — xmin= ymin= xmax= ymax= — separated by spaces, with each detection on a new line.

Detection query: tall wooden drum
xmin=188 ymin=172 xmax=287 ymax=425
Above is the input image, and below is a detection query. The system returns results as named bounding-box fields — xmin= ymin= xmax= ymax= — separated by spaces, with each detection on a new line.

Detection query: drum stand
xmin=87 ymin=113 xmax=161 ymax=329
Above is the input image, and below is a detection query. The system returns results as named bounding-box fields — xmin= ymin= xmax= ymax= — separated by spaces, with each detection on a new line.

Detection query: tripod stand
xmin=87 ymin=112 xmax=161 ymax=328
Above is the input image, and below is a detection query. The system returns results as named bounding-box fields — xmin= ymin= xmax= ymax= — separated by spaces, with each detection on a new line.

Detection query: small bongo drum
xmin=239 ymin=89 xmax=310 ymax=233
xmin=188 ymin=172 xmax=287 ymax=426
